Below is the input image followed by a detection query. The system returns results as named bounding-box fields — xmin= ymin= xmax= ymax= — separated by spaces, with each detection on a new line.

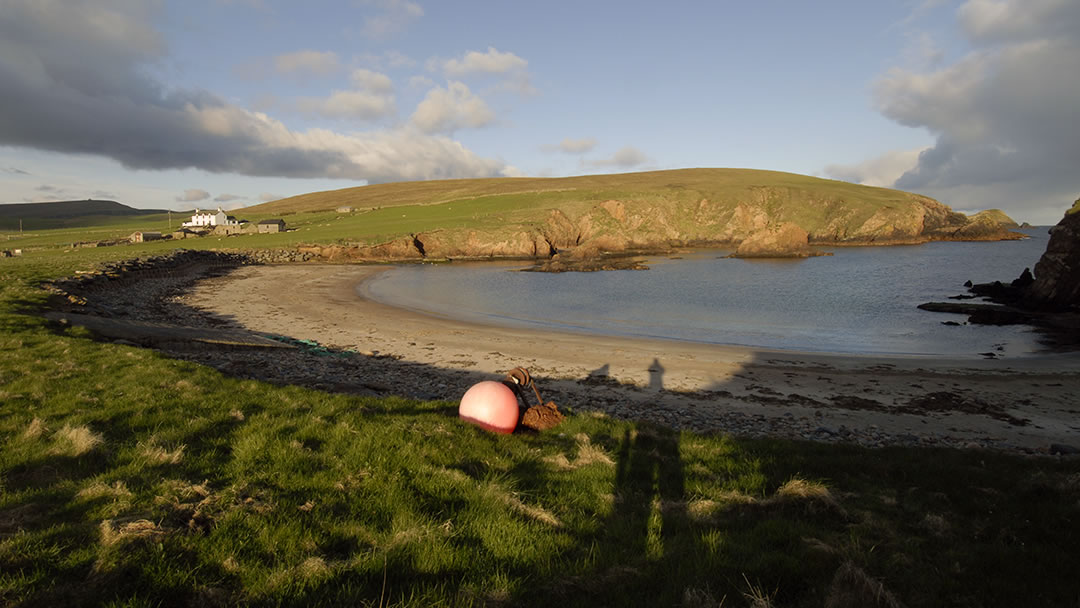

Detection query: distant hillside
xmin=0 ymin=199 xmax=170 ymax=230
xmin=247 ymin=168 xmax=1022 ymax=260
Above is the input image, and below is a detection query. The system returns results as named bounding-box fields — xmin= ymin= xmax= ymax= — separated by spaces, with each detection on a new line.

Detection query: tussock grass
xmin=99 ymin=518 xmax=166 ymax=548
xmin=825 ymin=561 xmax=905 ymax=608
xmin=137 ymin=437 xmax=186 ymax=465
xmin=22 ymin=417 xmax=47 ymax=440
xmin=50 ymin=423 xmax=103 ymax=456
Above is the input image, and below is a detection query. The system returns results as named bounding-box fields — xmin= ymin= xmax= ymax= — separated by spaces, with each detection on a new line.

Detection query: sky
xmin=0 ymin=0 xmax=1077 ymax=224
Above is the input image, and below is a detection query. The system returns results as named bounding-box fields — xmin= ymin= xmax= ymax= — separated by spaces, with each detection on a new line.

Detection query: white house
xmin=181 ymin=208 xmax=240 ymax=228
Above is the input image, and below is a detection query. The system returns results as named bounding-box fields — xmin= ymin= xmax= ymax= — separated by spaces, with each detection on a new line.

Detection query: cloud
xmin=176 ymin=189 xmax=210 ymax=202
xmin=868 ymin=0 xmax=1080 ymax=221
xmin=409 ymin=82 xmax=495 ymax=134
xmin=258 ymin=192 xmax=282 ymax=202
xmin=273 ymin=50 xmax=340 ymax=76
xmin=585 ymin=146 xmax=650 ymax=169
xmin=3 ymin=166 xmax=31 ymax=175
xmin=543 ymin=137 xmax=597 ymax=155
xmin=356 ymin=50 xmax=417 ymax=69
xmin=440 ymin=47 xmax=528 ymax=77
xmin=433 ymin=47 xmax=535 ymax=94
xmin=823 ymin=147 xmax=928 ymax=188
xmin=215 ymin=193 xmax=244 ymax=202
xmin=297 ymin=90 xmax=396 ymax=121
xmin=296 ymin=69 xmax=396 ymax=121
xmin=350 ymin=68 xmax=394 ymax=94
xmin=0 ymin=0 xmax=508 ymax=184
xmin=358 ymin=0 xmax=423 ymax=38
xmin=408 ymin=75 xmax=435 ymax=89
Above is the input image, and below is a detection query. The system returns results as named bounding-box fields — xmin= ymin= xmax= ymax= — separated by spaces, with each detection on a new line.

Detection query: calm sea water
xmin=361 ymin=228 xmax=1052 ymax=357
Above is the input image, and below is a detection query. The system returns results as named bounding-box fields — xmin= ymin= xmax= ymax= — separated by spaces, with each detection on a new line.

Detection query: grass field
xmin=2 ymin=209 xmax=1079 ymax=606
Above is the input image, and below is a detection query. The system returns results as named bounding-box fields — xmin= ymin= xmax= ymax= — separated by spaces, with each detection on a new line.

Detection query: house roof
xmin=258 ymin=218 xmax=286 ymax=224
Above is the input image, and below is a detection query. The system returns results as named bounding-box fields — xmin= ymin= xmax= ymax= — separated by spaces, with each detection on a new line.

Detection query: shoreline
xmin=176 ymin=263 xmax=1080 ymax=453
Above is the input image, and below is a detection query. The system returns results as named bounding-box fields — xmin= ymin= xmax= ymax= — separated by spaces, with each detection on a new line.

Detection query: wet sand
xmin=184 ymin=264 xmax=1080 ymax=452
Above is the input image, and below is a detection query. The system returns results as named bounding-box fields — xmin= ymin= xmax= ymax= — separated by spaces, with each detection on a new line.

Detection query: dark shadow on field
xmin=16 ymin=261 xmax=1080 ymax=607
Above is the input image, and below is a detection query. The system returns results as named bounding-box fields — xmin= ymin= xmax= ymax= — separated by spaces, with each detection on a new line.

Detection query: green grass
xmin=2 ymin=234 xmax=1079 ymax=607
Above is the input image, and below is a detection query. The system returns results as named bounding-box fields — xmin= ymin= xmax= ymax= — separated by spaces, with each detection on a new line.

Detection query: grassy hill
xmin=0 ymin=200 xmax=172 ymax=231
xmin=244 ymin=168 xmax=1019 ymax=260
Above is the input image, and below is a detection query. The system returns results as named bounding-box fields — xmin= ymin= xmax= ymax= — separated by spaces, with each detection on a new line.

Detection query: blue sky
xmin=1 ymin=0 xmax=1077 ymax=224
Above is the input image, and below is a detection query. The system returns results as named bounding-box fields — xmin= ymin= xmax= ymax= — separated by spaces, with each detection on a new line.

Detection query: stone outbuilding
xmin=258 ymin=219 xmax=287 ymax=233
xmin=129 ymin=231 xmax=163 ymax=243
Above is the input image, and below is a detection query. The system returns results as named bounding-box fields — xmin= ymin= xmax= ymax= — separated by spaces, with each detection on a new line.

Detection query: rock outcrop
xmin=734 ymin=223 xmax=820 ymax=258
xmin=1025 ymin=199 xmax=1080 ymax=311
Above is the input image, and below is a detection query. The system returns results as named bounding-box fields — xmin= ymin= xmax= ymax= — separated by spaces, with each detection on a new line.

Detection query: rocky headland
xmin=259 ymin=169 xmax=1023 ymax=263
xmin=919 ymin=198 xmax=1080 ymax=348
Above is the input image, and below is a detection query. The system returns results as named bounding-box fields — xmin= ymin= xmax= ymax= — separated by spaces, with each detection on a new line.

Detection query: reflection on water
xmin=362 ymin=229 xmax=1052 ymax=357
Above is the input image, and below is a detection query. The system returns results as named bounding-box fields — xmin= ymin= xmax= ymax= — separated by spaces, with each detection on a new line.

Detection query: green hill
xmin=0 ymin=199 xmax=171 ymax=230
xmin=245 ymin=168 xmax=1020 ymax=259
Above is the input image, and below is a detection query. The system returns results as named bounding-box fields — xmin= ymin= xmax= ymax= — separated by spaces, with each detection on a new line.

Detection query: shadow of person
xmin=608 ymin=422 xmax=687 ymax=563
xmin=588 ymin=363 xmax=610 ymax=380
xmin=648 ymin=358 xmax=665 ymax=391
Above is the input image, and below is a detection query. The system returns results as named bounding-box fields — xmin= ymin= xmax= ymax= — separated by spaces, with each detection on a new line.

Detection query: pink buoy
xmin=459 ymin=381 xmax=519 ymax=434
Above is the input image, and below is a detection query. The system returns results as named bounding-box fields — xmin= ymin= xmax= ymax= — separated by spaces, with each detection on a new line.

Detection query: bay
xmin=361 ymin=228 xmax=1052 ymax=357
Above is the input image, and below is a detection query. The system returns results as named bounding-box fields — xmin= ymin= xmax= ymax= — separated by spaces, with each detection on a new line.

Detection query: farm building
xmin=129 ymin=231 xmax=162 ymax=243
xmin=181 ymin=208 xmax=241 ymax=228
xmin=258 ymin=219 xmax=287 ymax=233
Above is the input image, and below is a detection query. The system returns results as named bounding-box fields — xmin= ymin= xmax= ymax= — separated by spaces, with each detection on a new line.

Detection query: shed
xmin=129 ymin=231 xmax=162 ymax=243
xmin=258 ymin=219 xmax=287 ymax=234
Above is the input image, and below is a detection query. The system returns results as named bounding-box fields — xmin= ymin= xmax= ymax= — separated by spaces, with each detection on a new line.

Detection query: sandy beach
xmin=182 ymin=263 xmax=1080 ymax=452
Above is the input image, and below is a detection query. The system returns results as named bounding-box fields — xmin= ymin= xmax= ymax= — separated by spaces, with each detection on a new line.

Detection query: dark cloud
xmin=3 ymin=167 xmax=31 ymax=175
xmin=873 ymin=0 xmax=1080 ymax=221
xmin=0 ymin=0 xmax=506 ymax=184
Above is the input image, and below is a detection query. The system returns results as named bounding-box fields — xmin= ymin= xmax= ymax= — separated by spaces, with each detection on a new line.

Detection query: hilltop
xmin=247 ymin=168 xmax=1022 ymax=260
xmin=0 ymin=199 xmax=170 ymax=230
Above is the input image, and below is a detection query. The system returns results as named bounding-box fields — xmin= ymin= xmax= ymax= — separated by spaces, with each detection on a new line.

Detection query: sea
xmin=361 ymin=228 xmax=1054 ymax=358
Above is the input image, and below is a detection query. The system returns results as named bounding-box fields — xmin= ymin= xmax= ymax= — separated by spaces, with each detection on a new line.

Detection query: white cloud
xmin=358 ymin=0 xmax=423 ymax=38
xmin=409 ymin=82 xmax=495 ymax=134
xmin=586 ymin=146 xmax=650 ymax=169
xmin=274 ymin=50 xmax=340 ymax=76
xmin=441 ymin=47 xmax=528 ymax=77
xmin=433 ymin=47 xmax=535 ymax=95
xmin=835 ymin=0 xmax=1080 ymax=223
xmin=356 ymin=50 xmax=417 ymax=69
xmin=297 ymin=69 xmax=396 ymax=121
xmin=298 ymin=90 xmax=396 ymax=121
xmin=350 ymin=68 xmax=394 ymax=94
xmin=176 ymin=188 xmax=210 ymax=202
xmin=544 ymin=137 xmax=597 ymax=155
xmin=408 ymin=75 xmax=435 ymax=89
xmin=0 ymin=0 xmax=508 ymax=184
xmin=824 ymin=148 xmax=928 ymax=188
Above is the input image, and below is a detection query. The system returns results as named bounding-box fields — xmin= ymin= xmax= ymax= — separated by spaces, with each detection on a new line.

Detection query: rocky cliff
xmin=1025 ymin=199 xmax=1080 ymax=311
xmin=275 ymin=169 xmax=1024 ymax=261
